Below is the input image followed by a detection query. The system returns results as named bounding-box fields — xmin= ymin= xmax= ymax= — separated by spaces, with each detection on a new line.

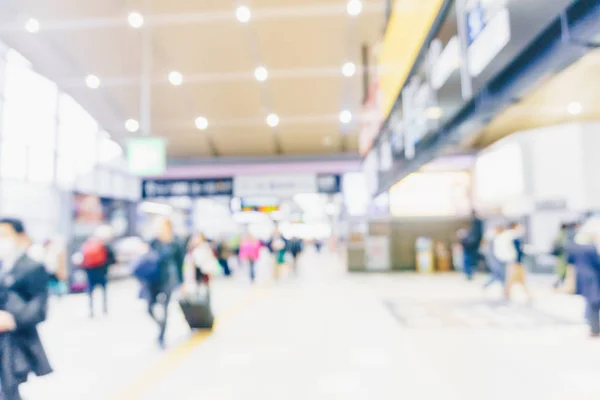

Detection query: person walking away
xmin=566 ymin=219 xmax=600 ymax=337
xmin=288 ymin=237 xmax=304 ymax=276
xmin=459 ymin=212 xmax=483 ymax=280
xmin=0 ymin=218 xmax=52 ymax=400
xmin=77 ymin=226 xmax=116 ymax=318
xmin=482 ymin=226 xmax=506 ymax=290
xmin=239 ymin=233 xmax=261 ymax=283
xmin=552 ymin=223 xmax=569 ymax=289
xmin=270 ymin=232 xmax=287 ymax=281
xmin=43 ymin=236 xmax=68 ymax=298
xmin=215 ymin=240 xmax=231 ymax=277
xmin=148 ymin=218 xmax=184 ymax=348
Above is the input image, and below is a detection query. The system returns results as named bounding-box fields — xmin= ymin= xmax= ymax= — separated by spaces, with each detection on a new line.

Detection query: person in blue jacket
xmin=459 ymin=212 xmax=483 ymax=280
xmin=567 ymin=225 xmax=600 ymax=337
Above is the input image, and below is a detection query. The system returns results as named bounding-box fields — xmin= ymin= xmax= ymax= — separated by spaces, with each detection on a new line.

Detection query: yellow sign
xmin=378 ymin=0 xmax=445 ymax=119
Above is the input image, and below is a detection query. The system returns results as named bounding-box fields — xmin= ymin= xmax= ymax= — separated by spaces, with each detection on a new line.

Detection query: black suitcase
xmin=179 ymin=288 xmax=214 ymax=330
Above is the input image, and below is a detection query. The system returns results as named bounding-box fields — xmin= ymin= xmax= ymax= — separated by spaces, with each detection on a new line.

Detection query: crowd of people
xmin=459 ymin=213 xmax=600 ymax=337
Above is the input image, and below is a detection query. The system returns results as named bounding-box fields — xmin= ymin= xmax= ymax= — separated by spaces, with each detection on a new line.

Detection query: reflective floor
xmin=21 ymin=249 xmax=600 ymax=400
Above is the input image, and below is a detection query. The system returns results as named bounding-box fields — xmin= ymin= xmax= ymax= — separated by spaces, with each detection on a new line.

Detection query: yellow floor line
xmin=111 ymin=285 xmax=270 ymax=400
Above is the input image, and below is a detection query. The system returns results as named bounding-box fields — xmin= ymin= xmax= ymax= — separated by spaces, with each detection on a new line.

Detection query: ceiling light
xmin=339 ymin=110 xmax=352 ymax=124
xmin=347 ymin=0 xmax=363 ymax=16
xmin=568 ymin=102 xmax=583 ymax=115
xmin=425 ymin=106 xmax=444 ymax=120
xmin=236 ymin=6 xmax=251 ymax=23
xmin=254 ymin=66 xmax=268 ymax=82
xmin=168 ymin=71 xmax=183 ymax=86
xmin=195 ymin=116 xmax=208 ymax=130
xmin=25 ymin=18 xmax=40 ymax=33
xmin=266 ymin=113 xmax=279 ymax=127
xmin=342 ymin=62 xmax=356 ymax=77
xmin=125 ymin=119 xmax=140 ymax=133
xmin=128 ymin=12 xmax=144 ymax=28
xmin=85 ymin=74 xmax=100 ymax=89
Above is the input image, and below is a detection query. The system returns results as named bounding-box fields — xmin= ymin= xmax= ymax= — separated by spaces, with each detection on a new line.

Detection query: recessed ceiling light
xmin=339 ymin=110 xmax=352 ymax=124
xmin=347 ymin=0 xmax=363 ymax=16
xmin=195 ymin=116 xmax=208 ymax=130
xmin=266 ymin=113 xmax=279 ymax=127
xmin=125 ymin=119 xmax=140 ymax=133
xmin=567 ymin=102 xmax=583 ymax=115
xmin=254 ymin=66 xmax=268 ymax=82
xmin=168 ymin=71 xmax=183 ymax=86
xmin=342 ymin=62 xmax=356 ymax=77
xmin=85 ymin=74 xmax=100 ymax=89
xmin=128 ymin=12 xmax=144 ymax=28
xmin=425 ymin=106 xmax=444 ymax=120
xmin=236 ymin=6 xmax=251 ymax=23
xmin=25 ymin=18 xmax=40 ymax=33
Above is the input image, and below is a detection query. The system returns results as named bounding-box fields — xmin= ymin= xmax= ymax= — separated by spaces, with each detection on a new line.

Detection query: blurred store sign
xmin=127 ymin=137 xmax=166 ymax=176
xmin=142 ymin=178 xmax=234 ymax=198
xmin=465 ymin=0 xmax=510 ymax=77
xmin=234 ymin=174 xmax=340 ymax=198
xmin=359 ymin=80 xmax=384 ymax=156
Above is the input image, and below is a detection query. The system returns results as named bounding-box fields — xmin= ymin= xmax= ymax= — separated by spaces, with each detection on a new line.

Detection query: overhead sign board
xmin=127 ymin=137 xmax=166 ymax=176
xmin=234 ymin=174 xmax=341 ymax=198
xmin=141 ymin=178 xmax=234 ymax=199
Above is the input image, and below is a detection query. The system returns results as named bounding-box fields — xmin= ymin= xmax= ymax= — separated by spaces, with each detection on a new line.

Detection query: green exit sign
xmin=127 ymin=137 xmax=166 ymax=175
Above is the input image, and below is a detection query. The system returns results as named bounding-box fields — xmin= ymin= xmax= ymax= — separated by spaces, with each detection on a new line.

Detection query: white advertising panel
xmin=234 ymin=174 xmax=317 ymax=198
xmin=365 ymin=236 xmax=391 ymax=271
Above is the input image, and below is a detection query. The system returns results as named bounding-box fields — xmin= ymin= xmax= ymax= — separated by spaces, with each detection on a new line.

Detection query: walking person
xmin=288 ymin=236 xmax=304 ymax=276
xmin=552 ymin=223 xmax=570 ymax=289
xmin=459 ymin=212 xmax=483 ymax=280
xmin=482 ymin=227 xmax=506 ymax=290
xmin=566 ymin=219 xmax=600 ymax=337
xmin=148 ymin=217 xmax=184 ymax=348
xmin=0 ymin=218 xmax=53 ymax=400
xmin=239 ymin=233 xmax=261 ymax=283
xmin=75 ymin=225 xmax=116 ymax=318
xmin=498 ymin=222 xmax=532 ymax=301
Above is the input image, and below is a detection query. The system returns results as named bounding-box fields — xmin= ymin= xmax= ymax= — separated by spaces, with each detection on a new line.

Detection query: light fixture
xmin=339 ymin=110 xmax=352 ymax=124
xmin=425 ymin=106 xmax=444 ymax=120
xmin=85 ymin=75 xmax=100 ymax=89
xmin=168 ymin=71 xmax=183 ymax=86
xmin=266 ymin=113 xmax=279 ymax=127
xmin=236 ymin=5 xmax=251 ymax=23
xmin=254 ymin=66 xmax=268 ymax=82
xmin=25 ymin=18 xmax=40 ymax=33
xmin=195 ymin=116 xmax=208 ymax=130
xmin=125 ymin=119 xmax=140 ymax=133
xmin=347 ymin=0 xmax=363 ymax=16
xmin=128 ymin=12 xmax=144 ymax=28
xmin=342 ymin=62 xmax=356 ymax=77
xmin=567 ymin=102 xmax=583 ymax=115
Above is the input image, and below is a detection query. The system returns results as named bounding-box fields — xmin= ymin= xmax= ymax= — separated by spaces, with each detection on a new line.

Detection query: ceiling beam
xmin=57 ymin=65 xmax=380 ymax=88
xmin=0 ymin=2 xmax=389 ymax=33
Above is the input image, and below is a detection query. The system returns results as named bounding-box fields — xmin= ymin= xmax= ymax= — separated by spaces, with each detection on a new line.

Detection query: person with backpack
xmin=147 ymin=217 xmax=185 ymax=348
xmin=76 ymin=225 xmax=116 ymax=318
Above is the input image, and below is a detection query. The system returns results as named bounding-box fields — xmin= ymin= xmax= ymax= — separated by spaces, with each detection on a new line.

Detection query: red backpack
xmin=81 ymin=238 xmax=108 ymax=269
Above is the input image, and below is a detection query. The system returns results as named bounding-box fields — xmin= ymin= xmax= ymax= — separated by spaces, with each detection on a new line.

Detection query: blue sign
xmin=317 ymin=174 xmax=342 ymax=194
xmin=141 ymin=178 xmax=234 ymax=199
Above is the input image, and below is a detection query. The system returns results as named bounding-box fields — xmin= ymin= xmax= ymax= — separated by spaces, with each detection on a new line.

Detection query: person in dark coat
xmin=0 ymin=218 xmax=52 ymax=400
xmin=459 ymin=212 xmax=483 ymax=280
xmin=566 ymin=235 xmax=600 ymax=337
xmin=148 ymin=218 xmax=184 ymax=348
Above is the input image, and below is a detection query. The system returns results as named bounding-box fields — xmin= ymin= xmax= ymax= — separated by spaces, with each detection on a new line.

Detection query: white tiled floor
xmin=20 ymin=249 xmax=600 ymax=400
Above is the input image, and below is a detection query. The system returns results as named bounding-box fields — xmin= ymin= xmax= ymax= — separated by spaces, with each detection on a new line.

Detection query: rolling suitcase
xmin=179 ymin=285 xmax=214 ymax=330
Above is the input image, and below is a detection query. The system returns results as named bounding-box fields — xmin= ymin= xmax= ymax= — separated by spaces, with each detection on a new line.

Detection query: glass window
xmin=58 ymin=93 xmax=98 ymax=164
xmin=56 ymin=156 xmax=75 ymax=189
xmin=28 ymin=147 xmax=54 ymax=184
xmin=0 ymin=141 xmax=27 ymax=180
xmin=2 ymin=64 xmax=57 ymax=148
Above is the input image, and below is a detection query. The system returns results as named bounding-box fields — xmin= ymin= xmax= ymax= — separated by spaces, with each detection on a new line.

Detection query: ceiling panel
xmin=476 ymin=50 xmax=600 ymax=147
xmin=212 ymin=126 xmax=277 ymax=156
xmin=16 ymin=0 xmax=124 ymax=20
xmin=166 ymin=130 xmax=212 ymax=158
xmin=271 ymin=76 xmax=342 ymax=116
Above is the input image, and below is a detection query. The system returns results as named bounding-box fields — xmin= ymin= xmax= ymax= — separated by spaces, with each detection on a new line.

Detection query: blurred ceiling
xmin=0 ymin=0 xmax=388 ymax=158
xmin=475 ymin=49 xmax=600 ymax=147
